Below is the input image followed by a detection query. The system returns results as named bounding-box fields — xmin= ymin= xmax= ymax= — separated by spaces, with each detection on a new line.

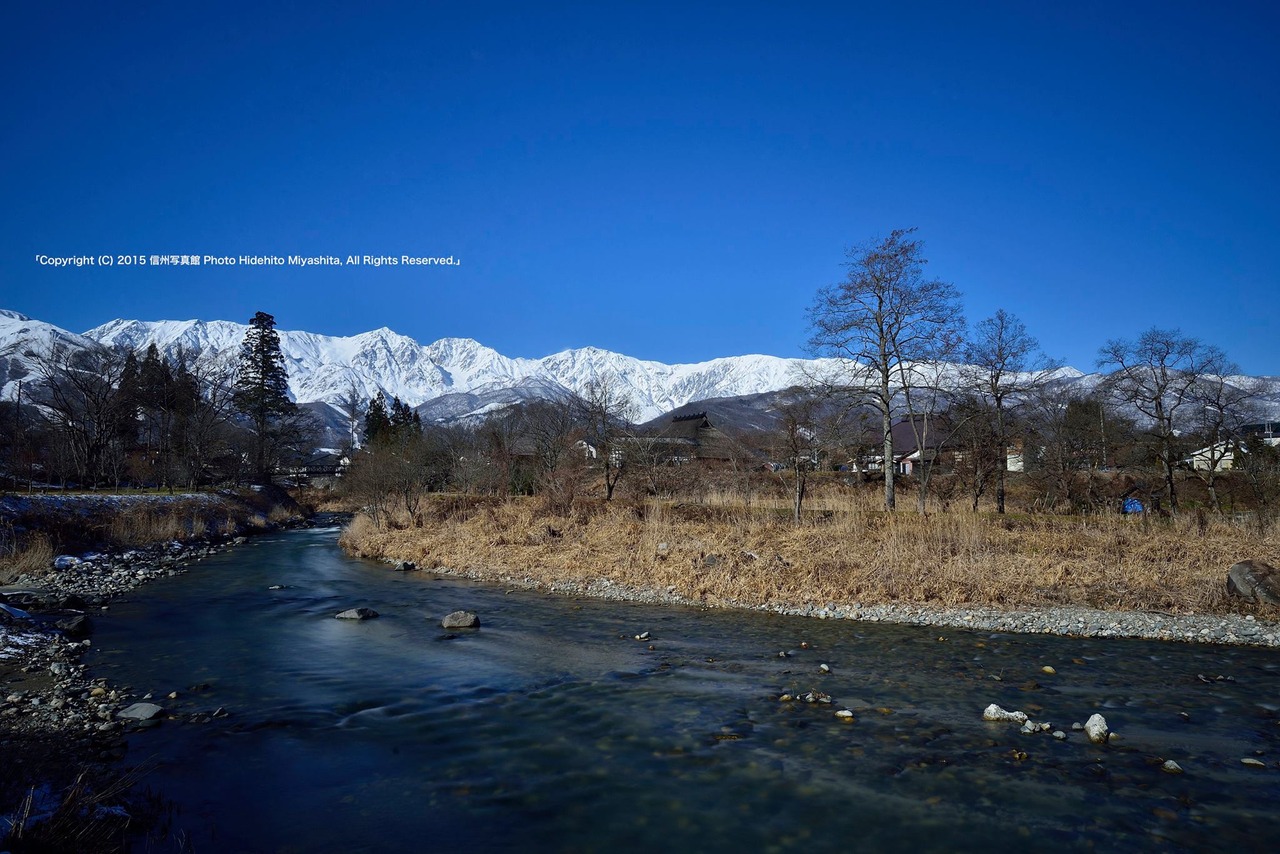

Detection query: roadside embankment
xmin=340 ymin=495 xmax=1280 ymax=647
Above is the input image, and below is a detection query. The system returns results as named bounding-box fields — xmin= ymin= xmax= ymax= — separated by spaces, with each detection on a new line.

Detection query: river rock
xmin=55 ymin=614 xmax=93 ymax=638
xmin=983 ymin=703 xmax=1028 ymax=723
xmin=335 ymin=607 xmax=380 ymax=620
xmin=1226 ymin=560 xmax=1280 ymax=606
xmin=441 ymin=610 xmax=480 ymax=628
xmin=118 ymin=702 xmax=164 ymax=721
xmin=1085 ymin=713 xmax=1109 ymax=744
xmin=1162 ymin=760 xmax=1184 ymax=774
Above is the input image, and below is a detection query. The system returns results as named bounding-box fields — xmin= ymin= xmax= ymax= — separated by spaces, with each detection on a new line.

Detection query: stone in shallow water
xmin=983 ymin=704 xmax=1028 ymax=724
xmin=118 ymin=702 xmax=164 ymax=721
xmin=1162 ymin=760 xmax=1183 ymax=774
xmin=441 ymin=610 xmax=480 ymax=629
xmin=1085 ymin=714 xmax=1109 ymax=744
xmin=335 ymin=608 xmax=379 ymax=620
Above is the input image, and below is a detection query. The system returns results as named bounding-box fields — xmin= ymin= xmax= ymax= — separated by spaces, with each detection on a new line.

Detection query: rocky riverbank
xmin=383 ymin=558 xmax=1280 ymax=648
xmin=0 ymin=498 xmax=324 ymax=847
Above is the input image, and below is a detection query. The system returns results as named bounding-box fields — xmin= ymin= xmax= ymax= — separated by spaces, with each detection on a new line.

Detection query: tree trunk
xmin=793 ymin=467 xmax=805 ymax=524
xmin=882 ymin=399 xmax=895 ymax=511
xmin=995 ymin=405 xmax=1007 ymax=515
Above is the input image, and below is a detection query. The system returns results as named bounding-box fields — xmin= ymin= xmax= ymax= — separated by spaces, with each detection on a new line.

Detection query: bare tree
xmin=807 ymin=228 xmax=964 ymax=510
xmin=1098 ymin=328 xmax=1229 ymax=513
xmin=947 ymin=394 xmax=999 ymax=512
xmin=1186 ymin=369 xmax=1266 ymax=512
xmin=339 ymin=379 xmax=365 ymax=454
xmin=577 ymin=375 xmax=637 ymax=500
xmin=773 ymin=389 xmax=821 ymax=523
xmin=31 ymin=344 xmax=131 ymax=487
xmin=523 ymin=398 xmax=586 ymax=513
xmin=962 ymin=310 xmax=1055 ymax=514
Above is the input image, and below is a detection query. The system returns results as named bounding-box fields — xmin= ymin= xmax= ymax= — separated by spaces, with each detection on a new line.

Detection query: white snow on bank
xmin=0 ymin=625 xmax=44 ymax=661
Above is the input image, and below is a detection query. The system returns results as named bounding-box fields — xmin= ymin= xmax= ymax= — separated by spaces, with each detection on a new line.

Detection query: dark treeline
xmin=1 ymin=311 xmax=318 ymax=490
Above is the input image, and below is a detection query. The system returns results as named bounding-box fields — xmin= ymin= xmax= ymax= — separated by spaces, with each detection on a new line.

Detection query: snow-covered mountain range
xmin=3 ymin=309 xmax=1274 ymax=426
xmin=1 ymin=309 xmax=830 ymax=422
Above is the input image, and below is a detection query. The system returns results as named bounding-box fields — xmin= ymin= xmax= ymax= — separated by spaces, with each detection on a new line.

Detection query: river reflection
xmin=91 ymin=526 xmax=1280 ymax=853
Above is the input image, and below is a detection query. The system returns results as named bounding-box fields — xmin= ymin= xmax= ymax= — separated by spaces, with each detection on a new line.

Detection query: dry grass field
xmin=340 ymin=487 xmax=1280 ymax=617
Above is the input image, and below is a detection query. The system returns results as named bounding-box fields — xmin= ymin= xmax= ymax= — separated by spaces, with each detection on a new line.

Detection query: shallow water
xmin=91 ymin=526 xmax=1280 ymax=852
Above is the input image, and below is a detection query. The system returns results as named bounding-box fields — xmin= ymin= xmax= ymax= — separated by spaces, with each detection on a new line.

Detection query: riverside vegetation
xmin=337 ymin=478 xmax=1280 ymax=638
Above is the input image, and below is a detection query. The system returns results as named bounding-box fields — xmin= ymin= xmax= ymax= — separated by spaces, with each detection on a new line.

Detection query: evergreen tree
xmin=233 ymin=311 xmax=295 ymax=481
xmin=364 ymin=391 xmax=390 ymax=444
xmin=389 ymin=396 xmax=416 ymax=434
xmin=117 ymin=351 xmax=141 ymax=449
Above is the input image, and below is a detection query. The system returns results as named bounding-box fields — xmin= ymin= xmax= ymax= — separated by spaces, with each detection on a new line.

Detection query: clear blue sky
xmin=3 ymin=1 xmax=1277 ymax=374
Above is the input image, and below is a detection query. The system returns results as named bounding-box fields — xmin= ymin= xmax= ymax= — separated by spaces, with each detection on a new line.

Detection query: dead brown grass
xmin=0 ymin=531 xmax=54 ymax=583
xmin=341 ymin=492 xmax=1280 ymax=617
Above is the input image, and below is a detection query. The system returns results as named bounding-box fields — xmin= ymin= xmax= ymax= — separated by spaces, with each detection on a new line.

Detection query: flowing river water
xmin=89 ymin=525 xmax=1280 ymax=852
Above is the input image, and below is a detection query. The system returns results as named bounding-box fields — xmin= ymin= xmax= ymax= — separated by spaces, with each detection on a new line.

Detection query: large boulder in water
xmin=335 ymin=607 xmax=380 ymax=620
xmin=1226 ymin=560 xmax=1280 ymax=606
xmin=441 ymin=610 xmax=480 ymax=629
xmin=55 ymin=614 xmax=93 ymax=638
xmin=118 ymin=702 xmax=164 ymax=721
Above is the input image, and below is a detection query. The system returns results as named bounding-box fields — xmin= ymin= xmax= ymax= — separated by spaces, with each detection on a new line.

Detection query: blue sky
xmin=3 ymin=1 xmax=1277 ymax=374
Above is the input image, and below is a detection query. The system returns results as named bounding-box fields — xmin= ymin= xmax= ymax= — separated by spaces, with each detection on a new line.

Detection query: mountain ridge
xmin=3 ymin=309 xmax=1274 ymax=426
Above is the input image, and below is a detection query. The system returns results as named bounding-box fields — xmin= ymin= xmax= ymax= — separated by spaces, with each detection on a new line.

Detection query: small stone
xmin=835 ymin=710 xmax=854 ymax=721
xmin=819 ymin=664 xmax=830 ymax=673
xmin=1041 ymin=666 xmax=1056 ymax=675
xmin=778 ymin=651 xmax=790 ymax=658
xmin=167 ymin=691 xmax=179 ymax=700
xmin=778 ymin=694 xmax=793 ymax=702
xmin=1241 ymin=758 xmax=1266 ymax=768
xmin=1162 ymin=760 xmax=1184 ymax=774
xmin=1052 ymin=730 xmax=1067 ymax=740
xmin=442 ymin=610 xmax=480 ymax=629
xmin=634 ymin=630 xmax=650 ymax=641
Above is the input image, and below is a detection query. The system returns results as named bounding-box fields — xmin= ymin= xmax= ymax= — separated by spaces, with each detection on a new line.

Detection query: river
xmin=89 ymin=525 xmax=1280 ymax=852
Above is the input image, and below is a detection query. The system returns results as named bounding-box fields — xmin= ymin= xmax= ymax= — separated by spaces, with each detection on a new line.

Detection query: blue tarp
xmin=1122 ymin=498 xmax=1144 ymax=514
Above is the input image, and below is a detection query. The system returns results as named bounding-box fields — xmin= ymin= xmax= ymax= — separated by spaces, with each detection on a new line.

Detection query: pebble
xmin=1241 ymin=758 xmax=1267 ymax=769
xmin=1162 ymin=760 xmax=1184 ymax=774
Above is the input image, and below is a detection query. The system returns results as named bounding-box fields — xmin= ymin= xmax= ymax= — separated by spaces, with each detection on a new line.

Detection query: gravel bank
xmin=393 ymin=560 xmax=1280 ymax=648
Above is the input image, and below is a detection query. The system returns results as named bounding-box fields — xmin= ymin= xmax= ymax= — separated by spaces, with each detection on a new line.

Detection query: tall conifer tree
xmin=233 ymin=311 xmax=294 ymax=481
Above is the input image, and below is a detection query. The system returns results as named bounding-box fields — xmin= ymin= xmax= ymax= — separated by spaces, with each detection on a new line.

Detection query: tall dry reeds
xmin=341 ymin=491 xmax=1280 ymax=617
